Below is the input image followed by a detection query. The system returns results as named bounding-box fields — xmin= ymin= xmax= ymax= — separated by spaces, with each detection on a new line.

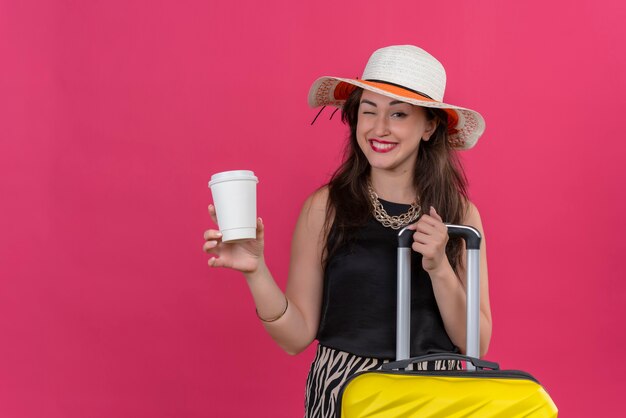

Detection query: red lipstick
xmin=368 ymin=138 xmax=398 ymax=153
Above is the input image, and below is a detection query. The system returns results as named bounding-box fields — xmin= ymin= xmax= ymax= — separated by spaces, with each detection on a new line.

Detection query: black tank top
xmin=316 ymin=199 xmax=458 ymax=359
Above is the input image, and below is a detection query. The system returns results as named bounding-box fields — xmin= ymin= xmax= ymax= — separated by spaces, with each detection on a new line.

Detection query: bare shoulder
xmin=296 ymin=186 xmax=330 ymax=237
xmin=462 ymin=200 xmax=484 ymax=232
xmin=291 ymin=186 xmax=330 ymax=267
xmin=304 ymin=185 xmax=329 ymax=211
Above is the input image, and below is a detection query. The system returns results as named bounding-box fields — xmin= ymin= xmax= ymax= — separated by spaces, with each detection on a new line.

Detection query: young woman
xmin=203 ymin=45 xmax=492 ymax=417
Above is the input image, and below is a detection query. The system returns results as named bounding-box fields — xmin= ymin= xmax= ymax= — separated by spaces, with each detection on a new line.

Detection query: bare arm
xmin=204 ymin=188 xmax=328 ymax=355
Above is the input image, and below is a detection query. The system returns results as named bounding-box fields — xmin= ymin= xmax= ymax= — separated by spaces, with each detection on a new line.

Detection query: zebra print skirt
xmin=304 ymin=344 xmax=461 ymax=418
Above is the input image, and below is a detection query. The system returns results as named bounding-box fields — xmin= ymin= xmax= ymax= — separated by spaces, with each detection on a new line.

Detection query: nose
xmin=373 ymin=114 xmax=390 ymax=137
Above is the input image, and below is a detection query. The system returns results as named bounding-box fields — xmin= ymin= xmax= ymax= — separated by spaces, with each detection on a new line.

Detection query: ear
xmin=421 ymin=118 xmax=438 ymax=141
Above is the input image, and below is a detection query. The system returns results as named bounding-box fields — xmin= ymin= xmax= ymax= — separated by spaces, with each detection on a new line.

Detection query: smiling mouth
xmin=369 ymin=139 xmax=398 ymax=153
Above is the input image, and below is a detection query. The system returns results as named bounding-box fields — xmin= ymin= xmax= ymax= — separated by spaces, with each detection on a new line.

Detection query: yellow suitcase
xmin=336 ymin=225 xmax=558 ymax=417
xmin=338 ymin=353 xmax=558 ymax=417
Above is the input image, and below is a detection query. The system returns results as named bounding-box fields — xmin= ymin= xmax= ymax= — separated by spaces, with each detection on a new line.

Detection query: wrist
xmin=244 ymin=257 xmax=268 ymax=282
xmin=425 ymin=257 xmax=453 ymax=279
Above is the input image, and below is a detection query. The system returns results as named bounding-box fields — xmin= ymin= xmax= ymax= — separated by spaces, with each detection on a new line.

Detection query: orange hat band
xmin=334 ymin=79 xmax=435 ymax=103
xmin=334 ymin=79 xmax=459 ymax=133
xmin=363 ymin=79 xmax=435 ymax=100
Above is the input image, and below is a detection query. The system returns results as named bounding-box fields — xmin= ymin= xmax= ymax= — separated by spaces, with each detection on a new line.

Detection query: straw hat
xmin=308 ymin=45 xmax=485 ymax=149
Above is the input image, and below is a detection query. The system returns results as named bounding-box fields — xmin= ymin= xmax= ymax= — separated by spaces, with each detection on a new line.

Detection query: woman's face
xmin=356 ymin=89 xmax=436 ymax=175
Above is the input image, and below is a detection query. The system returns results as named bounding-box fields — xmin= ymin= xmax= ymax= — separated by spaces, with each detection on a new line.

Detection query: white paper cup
xmin=208 ymin=170 xmax=258 ymax=242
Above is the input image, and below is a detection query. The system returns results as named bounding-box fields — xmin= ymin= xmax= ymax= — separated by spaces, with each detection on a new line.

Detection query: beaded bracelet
xmin=256 ymin=296 xmax=289 ymax=323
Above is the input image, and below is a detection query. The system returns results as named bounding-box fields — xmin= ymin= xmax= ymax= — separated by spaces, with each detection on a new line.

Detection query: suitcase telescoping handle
xmin=397 ymin=224 xmax=482 ymax=370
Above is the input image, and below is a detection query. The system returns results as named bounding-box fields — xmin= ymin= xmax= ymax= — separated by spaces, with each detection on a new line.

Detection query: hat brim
xmin=308 ymin=77 xmax=485 ymax=150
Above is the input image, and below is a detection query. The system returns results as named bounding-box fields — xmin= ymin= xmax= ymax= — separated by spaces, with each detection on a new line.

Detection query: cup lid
xmin=209 ymin=170 xmax=258 ymax=187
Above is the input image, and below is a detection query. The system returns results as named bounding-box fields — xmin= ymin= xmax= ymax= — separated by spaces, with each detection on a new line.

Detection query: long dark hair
xmin=323 ymin=87 xmax=469 ymax=272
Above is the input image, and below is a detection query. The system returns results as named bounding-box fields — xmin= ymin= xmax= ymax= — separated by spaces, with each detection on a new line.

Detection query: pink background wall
xmin=1 ymin=0 xmax=625 ymax=416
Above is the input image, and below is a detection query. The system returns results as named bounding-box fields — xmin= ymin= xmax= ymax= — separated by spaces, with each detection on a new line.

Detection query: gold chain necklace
xmin=368 ymin=185 xmax=421 ymax=230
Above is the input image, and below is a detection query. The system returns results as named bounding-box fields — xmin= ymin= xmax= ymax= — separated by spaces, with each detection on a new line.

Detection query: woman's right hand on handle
xmin=203 ymin=204 xmax=265 ymax=273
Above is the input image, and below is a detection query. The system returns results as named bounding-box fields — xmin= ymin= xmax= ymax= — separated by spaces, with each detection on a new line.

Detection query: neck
xmin=369 ymin=168 xmax=416 ymax=204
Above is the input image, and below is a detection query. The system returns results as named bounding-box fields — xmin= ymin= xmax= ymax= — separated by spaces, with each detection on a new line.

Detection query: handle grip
xmin=446 ymin=224 xmax=481 ymax=249
xmin=397 ymin=224 xmax=481 ymax=247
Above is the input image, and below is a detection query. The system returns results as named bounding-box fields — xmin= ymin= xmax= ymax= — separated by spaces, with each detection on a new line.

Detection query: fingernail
xmin=258 ymin=217 xmax=263 ymax=223
xmin=216 ymin=232 xmax=222 ymax=237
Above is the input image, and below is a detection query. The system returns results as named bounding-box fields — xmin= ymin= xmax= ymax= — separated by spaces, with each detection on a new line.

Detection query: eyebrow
xmin=360 ymin=99 xmax=408 ymax=107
